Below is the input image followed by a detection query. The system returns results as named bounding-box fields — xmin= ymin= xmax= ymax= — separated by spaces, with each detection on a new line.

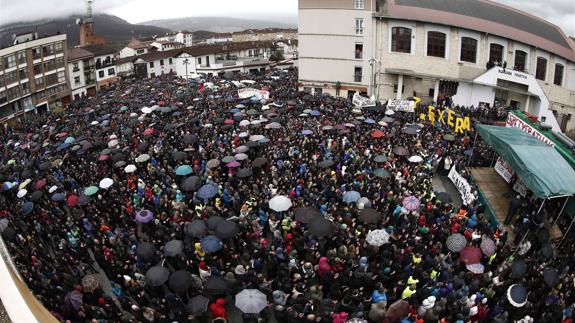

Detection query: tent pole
xmin=467 ymin=132 xmax=479 ymax=167
xmin=537 ymin=198 xmax=546 ymax=216
xmin=552 ymin=197 xmax=569 ymax=226
xmin=558 ymin=215 xmax=575 ymax=249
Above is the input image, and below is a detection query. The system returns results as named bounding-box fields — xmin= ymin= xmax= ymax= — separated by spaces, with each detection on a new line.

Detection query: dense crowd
xmin=0 ymin=70 xmax=574 ymax=323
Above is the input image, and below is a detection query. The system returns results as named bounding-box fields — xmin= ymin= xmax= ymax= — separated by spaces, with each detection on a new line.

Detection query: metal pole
xmin=466 ymin=132 xmax=479 ymax=167
xmin=558 ymin=215 xmax=575 ymax=249
xmin=552 ymin=196 xmax=569 ymax=226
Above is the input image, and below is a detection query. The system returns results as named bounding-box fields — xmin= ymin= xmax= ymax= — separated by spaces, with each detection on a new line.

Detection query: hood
xmin=216 ymin=298 xmax=226 ymax=306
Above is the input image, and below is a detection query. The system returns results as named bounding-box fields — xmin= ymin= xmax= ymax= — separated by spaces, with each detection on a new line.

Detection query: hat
xmin=481 ymin=298 xmax=488 ymax=304
xmin=235 ymin=265 xmax=246 ymax=275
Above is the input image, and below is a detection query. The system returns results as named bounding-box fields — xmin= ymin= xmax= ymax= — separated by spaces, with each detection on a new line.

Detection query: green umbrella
xmin=84 ymin=186 xmax=99 ymax=196
xmin=120 ymin=106 xmax=129 ymax=111
xmin=176 ymin=165 xmax=193 ymax=176
xmin=374 ymin=168 xmax=390 ymax=178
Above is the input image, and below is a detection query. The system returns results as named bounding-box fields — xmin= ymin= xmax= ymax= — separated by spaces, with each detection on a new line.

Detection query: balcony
xmin=95 ymin=60 xmax=115 ymax=69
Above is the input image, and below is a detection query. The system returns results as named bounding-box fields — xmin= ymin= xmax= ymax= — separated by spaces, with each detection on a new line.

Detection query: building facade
xmin=0 ymin=34 xmax=70 ymax=124
xmin=299 ymin=0 xmax=575 ymax=132
xmin=67 ymin=47 xmax=97 ymax=99
xmin=150 ymin=41 xmax=185 ymax=52
xmin=156 ymin=31 xmax=194 ymax=47
xmin=84 ymin=45 xmax=121 ymax=89
xmin=232 ymin=28 xmax=298 ymax=42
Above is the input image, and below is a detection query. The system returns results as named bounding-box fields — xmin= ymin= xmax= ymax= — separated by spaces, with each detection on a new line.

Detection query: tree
xmin=270 ymin=51 xmax=285 ymax=62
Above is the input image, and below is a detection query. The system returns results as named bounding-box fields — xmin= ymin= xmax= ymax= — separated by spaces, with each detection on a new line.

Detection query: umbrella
xmin=444 ymin=134 xmax=455 ymax=141
xmin=235 ymin=146 xmax=249 ymax=153
xmin=206 ymin=159 xmax=220 ymax=168
xmin=181 ymin=176 xmax=202 ymax=192
xmin=249 ymin=135 xmax=265 ymax=142
xmin=235 ymin=153 xmax=248 ymax=161
xmin=215 ymin=220 xmax=240 ymax=239
xmin=318 ymin=160 xmax=335 ymax=168
xmin=466 ymin=263 xmax=485 ymax=274
xmin=236 ymin=168 xmax=254 ymax=178
xmin=172 ymin=151 xmax=187 ymax=161
xmin=169 ymin=270 xmax=193 ymax=293
xmin=34 ymin=179 xmax=46 ymax=190
xmin=175 ymin=165 xmax=193 ymax=176
xmin=197 ymin=184 xmax=218 ymax=199
xmin=146 ymin=266 xmax=170 ymax=287
xmin=78 ymin=195 xmax=91 ymax=206
xmin=366 ymin=229 xmax=390 ymax=247
xmin=301 ymin=129 xmax=313 ymax=136
xmin=480 ymin=237 xmax=496 ymax=256
xmin=67 ymin=194 xmax=79 ymax=207
xmin=17 ymin=189 xmax=27 ymax=198
xmin=251 ymin=157 xmax=268 ymax=168
xmin=136 ymin=210 xmax=154 ymax=224
xmin=51 ymin=192 xmax=65 ymax=201
xmin=21 ymin=201 xmax=34 ymax=215
xmin=183 ymin=135 xmax=199 ymax=145
xmin=460 ymin=246 xmax=482 ymax=265
xmin=543 ymin=268 xmax=558 ymax=287
xmin=39 ymin=161 xmax=52 ymax=170
xmin=65 ymin=291 xmax=83 ymax=311
xmin=203 ymin=276 xmax=229 ymax=295
xmin=222 ymin=156 xmax=236 ymax=163
xmin=446 ymin=233 xmax=467 ymax=252
xmin=374 ymin=155 xmax=387 ymax=163
xmin=402 ymin=196 xmax=420 ymax=211
xmin=342 ymin=191 xmax=361 ymax=203
xmin=385 ymin=300 xmax=410 ymax=323
xmin=359 ymin=209 xmax=382 ymax=224
xmin=201 ymin=235 xmax=223 ymax=253
xmin=269 ymin=196 xmax=292 ymax=212
xmin=408 ymin=155 xmax=423 ymax=163
xmin=226 ymin=161 xmax=241 ymax=168
xmin=393 ymin=147 xmax=408 ymax=156
xmin=436 ymin=192 xmax=452 ymax=203
xmin=136 ymin=154 xmax=150 ymax=163
xmin=108 ymin=140 xmax=119 ymax=148
xmin=185 ymin=220 xmax=207 ymax=238
xmin=507 ymin=284 xmax=528 ymax=307
xmin=510 ymin=259 xmax=527 ymax=279
xmin=540 ymin=242 xmax=554 ymax=260
xmin=402 ymin=127 xmax=418 ymax=135
xmin=141 ymin=107 xmax=152 ymax=114
xmin=164 ymin=240 xmax=184 ymax=257
xmin=136 ymin=242 xmax=156 ymax=260
xmin=30 ymin=191 xmax=43 ymax=202
xmin=373 ymin=168 xmax=390 ymax=178
xmin=84 ymin=186 xmax=99 ymax=196
xmin=294 ymin=207 xmax=321 ymax=224
xmin=99 ymin=178 xmax=113 ymax=189
xmin=115 ymin=161 xmax=126 ymax=168
xmin=124 ymin=164 xmax=137 ymax=173
xmin=0 ymin=219 xmax=8 ymax=233
xmin=385 ymin=109 xmax=395 ymax=116
xmin=143 ymin=128 xmax=155 ymax=136
xmin=371 ymin=130 xmax=385 ymax=138
xmin=308 ymin=218 xmax=336 ymax=237
xmin=206 ymin=216 xmax=225 ymax=230
xmin=235 ymin=289 xmax=267 ymax=314
xmin=81 ymin=274 xmax=99 ymax=293
xmin=188 ymin=295 xmax=209 ymax=315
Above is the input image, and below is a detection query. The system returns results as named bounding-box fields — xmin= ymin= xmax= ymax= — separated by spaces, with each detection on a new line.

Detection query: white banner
xmin=238 ymin=88 xmax=269 ymax=100
xmin=506 ymin=113 xmax=555 ymax=147
xmin=494 ymin=157 xmax=514 ymax=183
xmin=352 ymin=93 xmax=376 ymax=107
xmin=448 ymin=166 xmax=476 ymax=205
xmin=514 ymin=179 xmax=528 ymax=197
xmin=387 ymin=99 xmax=415 ymax=112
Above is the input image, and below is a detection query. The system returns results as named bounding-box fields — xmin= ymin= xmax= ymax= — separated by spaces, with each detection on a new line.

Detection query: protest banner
xmin=506 ymin=112 xmax=555 ymax=147
xmin=448 ymin=166 xmax=475 ymax=205
xmin=352 ymin=93 xmax=376 ymax=107
xmin=238 ymin=88 xmax=270 ymax=100
xmin=387 ymin=99 xmax=415 ymax=112
xmin=494 ymin=157 xmax=514 ymax=183
xmin=420 ymin=106 xmax=471 ymax=134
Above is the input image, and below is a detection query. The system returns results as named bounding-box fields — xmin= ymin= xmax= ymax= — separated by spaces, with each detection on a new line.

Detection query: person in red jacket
xmin=210 ymin=298 xmax=227 ymax=320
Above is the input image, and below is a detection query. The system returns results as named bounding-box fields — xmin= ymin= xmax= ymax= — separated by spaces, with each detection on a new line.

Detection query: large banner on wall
xmin=506 ymin=112 xmax=555 ymax=147
xmin=238 ymin=88 xmax=270 ymax=100
xmin=387 ymin=99 xmax=415 ymax=112
xmin=447 ymin=166 xmax=475 ymax=205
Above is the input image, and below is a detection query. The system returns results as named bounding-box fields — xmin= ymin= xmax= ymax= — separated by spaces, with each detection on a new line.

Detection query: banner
xmin=514 ymin=179 xmax=528 ymax=197
xmin=494 ymin=157 xmax=514 ymax=183
xmin=506 ymin=113 xmax=555 ymax=147
xmin=420 ymin=106 xmax=471 ymax=134
xmin=238 ymin=88 xmax=269 ymax=100
xmin=352 ymin=93 xmax=376 ymax=107
xmin=447 ymin=166 xmax=476 ymax=205
xmin=387 ymin=99 xmax=415 ymax=112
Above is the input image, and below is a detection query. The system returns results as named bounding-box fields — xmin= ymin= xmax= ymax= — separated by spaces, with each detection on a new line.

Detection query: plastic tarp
xmin=476 ymin=125 xmax=575 ymax=198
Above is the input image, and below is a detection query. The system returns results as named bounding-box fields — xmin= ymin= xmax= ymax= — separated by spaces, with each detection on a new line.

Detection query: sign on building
xmin=387 ymin=99 xmax=415 ymax=112
xmin=506 ymin=113 xmax=555 ymax=147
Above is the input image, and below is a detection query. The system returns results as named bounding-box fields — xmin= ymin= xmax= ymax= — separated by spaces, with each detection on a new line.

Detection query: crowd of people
xmin=0 ymin=69 xmax=574 ymax=323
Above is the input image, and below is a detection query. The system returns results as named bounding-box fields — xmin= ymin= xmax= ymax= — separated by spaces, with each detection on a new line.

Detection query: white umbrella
xmin=408 ymin=155 xmax=423 ymax=163
xmin=352 ymin=109 xmax=362 ymax=114
xmin=130 ymin=112 xmax=138 ymax=117
xmin=235 ymin=289 xmax=267 ymax=314
xmin=269 ymin=196 xmax=292 ymax=212
xmin=108 ymin=140 xmax=119 ymax=148
xmin=299 ymin=113 xmax=309 ymax=117
xmin=239 ymin=120 xmax=250 ymax=127
xmin=17 ymin=189 xmax=27 ymax=199
xmin=99 ymin=178 xmax=114 ymax=189
xmin=136 ymin=154 xmax=150 ymax=163
xmin=378 ymin=120 xmax=388 ymax=127
xmin=385 ymin=110 xmax=395 ymax=116
xmin=235 ymin=153 xmax=248 ymax=161
xmin=366 ymin=229 xmax=390 ymax=247
xmin=124 ymin=164 xmax=137 ymax=173
xmin=466 ymin=263 xmax=485 ymax=274
xmin=48 ymin=185 xmax=58 ymax=193
xmin=249 ymin=135 xmax=265 ymax=141
xmin=109 ymin=134 xmax=118 ymax=140
xmin=238 ymin=132 xmax=249 ymax=138
xmin=90 ymin=121 xmax=99 ymax=125
xmin=141 ymin=107 xmax=152 ymax=114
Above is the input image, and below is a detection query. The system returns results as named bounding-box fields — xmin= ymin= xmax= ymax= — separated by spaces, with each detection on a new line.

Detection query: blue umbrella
xmin=136 ymin=210 xmax=154 ymax=224
xmin=64 ymin=137 xmax=75 ymax=144
xmin=259 ymin=138 xmax=270 ymax=144
xmin=2 ymin=182 xmax=12 ymax=191
xmin=310 ymin=110 xmax=321 ymax=116
xmin=301 ymin=130 xmax=313 ymax=136
xmin=201 ymin=235 xmax=223 ymax=253
xmin=364 ymin=118 xmax=376 ymax=124
xmin=230 ymin=108 xmax=241 ymax=113
xmin=175 ymin=165 xmax=193 ymax=176
xmin=197 ymin=184 xmax=218 ymax=199
xmin=101 ymin=114 xmax=111 ymax=120
xmin=342 ymin=191 xmax=361 ymax=203
xmin=21 ymin=201 xmax=34 ymax=215
xmin=57 ymin=143 xmax=70 ymax=151
xmin=51 ymin=193 xmax=65 ymax=201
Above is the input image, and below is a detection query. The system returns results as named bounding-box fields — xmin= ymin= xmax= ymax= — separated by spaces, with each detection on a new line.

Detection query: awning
xmin=476 ymin=125 xmax=575 ymax=198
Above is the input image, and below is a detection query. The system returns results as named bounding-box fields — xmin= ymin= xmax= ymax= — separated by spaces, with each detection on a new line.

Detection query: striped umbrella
xmin=446 ymin=233 xmax=467 ymax=252
xmin=402 ymin=196 xmax=420 ymax=211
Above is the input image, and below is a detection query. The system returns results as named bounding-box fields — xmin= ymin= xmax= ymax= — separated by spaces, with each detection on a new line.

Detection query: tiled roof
xmin=67 ymin=47 xmax=94 ymax=61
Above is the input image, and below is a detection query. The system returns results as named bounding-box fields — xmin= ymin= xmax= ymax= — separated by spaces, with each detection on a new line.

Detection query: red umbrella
xmin=67 ymin=194 xmax=79 ymax=207
xmin=371 ymin=130 xmax=385 ymax=138
xmin=144 ymin=128 xmax=155 ymax=136
xmin=460 ymin=246 xmax=482 ymax=264
xmin=224 ymin=119 xmax=234 ymax=125
xmin=35 ymin=179 xmax=46 ymax=190
xmin=98 ymin=155 xmax=109 ymax=161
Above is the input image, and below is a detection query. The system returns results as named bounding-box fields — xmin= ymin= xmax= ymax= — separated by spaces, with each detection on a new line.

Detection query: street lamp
xmin=183 ymin=58 xmax=190 ymax=79
xmin=368 ymin=57 xmax=380 ymax=101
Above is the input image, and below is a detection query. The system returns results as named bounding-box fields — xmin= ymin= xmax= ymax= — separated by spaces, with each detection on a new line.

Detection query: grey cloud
xmin=493 ymin=0 xmax=575 ymax=35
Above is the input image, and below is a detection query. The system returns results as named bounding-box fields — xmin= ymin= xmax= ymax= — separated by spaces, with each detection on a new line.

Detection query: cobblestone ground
xmin=0 ymin=300 xmax=11 ymax=323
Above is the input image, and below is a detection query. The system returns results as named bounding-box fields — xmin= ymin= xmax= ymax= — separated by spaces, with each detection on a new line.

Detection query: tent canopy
xmin=476 ymin=125 xmax=575 ymax=199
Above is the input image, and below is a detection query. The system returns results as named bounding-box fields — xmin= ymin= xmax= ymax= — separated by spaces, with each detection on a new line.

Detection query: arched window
xmin=391 ymin=27 xmax=412 ymax=53
xmin=536 ymin=57 xmax=547 ymax=80
xmin=514 ymin=50 xmax=527 ymax=72
xmin=554 ymin=64 xmax=564 ymax=86
xmin=489 ymin=43 xmax=504 ymax=64
xmin=427 ymin=31 xmax=446 ymax=58
xmin=460 ymin=37 xmax=477 ymax=63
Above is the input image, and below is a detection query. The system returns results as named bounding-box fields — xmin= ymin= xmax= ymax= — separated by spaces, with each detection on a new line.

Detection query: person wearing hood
xmin=369 ymin=301 xmax=387 ymax=322
xmin=209 ymin=298 xmax=227 ymax=320
xmin=317 ymin=256 xmax=331 ymax=277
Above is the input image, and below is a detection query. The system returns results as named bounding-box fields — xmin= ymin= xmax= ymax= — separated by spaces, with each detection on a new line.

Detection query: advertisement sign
xmin=420 ymin=106 xmax=471 ymax=134
xmin=387 ymin=99 xmax=415 ymax=112
xmin=447 ymin=166 xmax=476 ymax=205
xmin=238 ymin=88 xmax=270 ymax=100
xmin=506 ymin=113 xmax=555 ymax=147
xmin=352 ymin=93 xmax=376 ymax=107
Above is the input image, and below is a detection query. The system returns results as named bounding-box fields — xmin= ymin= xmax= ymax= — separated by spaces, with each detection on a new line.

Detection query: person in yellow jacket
xmin=194 ymin=242 xmax=205 ymax=258
xmin=402 ymin=285 xmax=416 ymax=299
xmin=407 ymin=276 xmax=420 ymax=286
xmin=412 ymin=253 xmax=422 ymax=264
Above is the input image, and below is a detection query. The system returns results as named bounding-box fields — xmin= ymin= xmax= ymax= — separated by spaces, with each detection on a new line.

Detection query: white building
xmin=83 ymin=45 xmax=120 ymax=89
xmin=156 ymin=31 xmax=194 ymax=47
xmin=205 ymin=33 xmax=233 ymax=45
xmin=67 ymin=47 xmax=97 ymax=99
xmin=150 ymin=41 xmax=185 ymax=52
xmin=298 ymin=0 xmax=575 ymax=133
xmin=118 ymin=39 xmax=150 ymax=58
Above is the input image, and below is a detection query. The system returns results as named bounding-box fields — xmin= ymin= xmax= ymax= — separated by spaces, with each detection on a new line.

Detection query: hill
xmin=0 ymin=14 xmax=171 ymax=48
xmin=138 ymin=16 xmax=297 ymax=34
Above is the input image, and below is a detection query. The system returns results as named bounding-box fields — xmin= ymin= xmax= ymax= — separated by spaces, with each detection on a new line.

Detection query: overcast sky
xmin=0 ymin=0 xmax=573 ymax=36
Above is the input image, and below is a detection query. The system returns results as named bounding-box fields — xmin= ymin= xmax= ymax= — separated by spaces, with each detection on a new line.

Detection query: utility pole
xmin=368 ymin=57 xmax=379 ymax=100
xmin=183 ymin=58 xmax=189 ymax=79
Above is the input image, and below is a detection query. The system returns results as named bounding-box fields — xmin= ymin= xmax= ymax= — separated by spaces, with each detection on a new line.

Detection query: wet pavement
xmin=0 ymin=301 xmax=11 ymax=323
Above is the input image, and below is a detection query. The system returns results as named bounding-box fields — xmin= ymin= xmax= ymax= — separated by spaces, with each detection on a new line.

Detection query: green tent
xmin=476 ymin=125 xmax=575 ymax=199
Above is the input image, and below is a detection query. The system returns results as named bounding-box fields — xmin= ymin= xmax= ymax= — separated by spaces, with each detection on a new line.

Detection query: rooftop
xmin=67 ymin=47 xmax=94 ymax=61
xmin=83 ymin=44 xmax=123 ymax=57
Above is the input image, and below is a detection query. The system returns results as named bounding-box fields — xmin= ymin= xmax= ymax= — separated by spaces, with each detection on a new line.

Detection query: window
xmin=554 ymin=64 xmax=564 ymax=86
xmin=535 ymin=57 xmax=547 ymax=81
xmin=6 ymin=86 xmax=20 ymax=101
xmin=3 ymin=54 xmax=16 ymax=68
xmin=4 ymin=71 xmax=18 ymax=85
xmin=136 ymin=49 xmax=145 ymax=55
xmin=391 ymin=27 xmax=412 ymax=53
xmin=355 ymin=18 xmax=364 ymax=35
xmin=354 ymin=66 xmax=362 ymax=82
xmin=197 ymin=57 xmax=202 ymax=65
xmin=73 ymin=62 xmax=79 ymax=72
xmin=428 ymin=88 xmax=435 ymax=97
xmin=57 ymin=71 xmax=65 ymax=83
xmin=160 ymin=59 xmax=164 ymax=66
xmin=460 ymin=37 xmax=477 ymax=63
xmin=489 ymin=43 xmax=504 ymax=64
xmin=355 ymin=43 xmax=363 ymax=59
xmin=45 ymin=73 xmax=57 ymax=86
xmin=19 ymin=68 xmax=27 ymax=80
xmin=303 ymin=87 xmax=311 ymax=93
xmin=108 ymin=68 xmax=115 ymax=75
xmin=393 ymin=84 xmax=405 ymax=93
xmin=355 ymin=0 xmax=364 ymax=9
xmin=32 ymin=47 xmax=41 ymax=60
xmin=21 ymin=82 xmax=29 ymax=95
xmin=514 ymin=50 xmax=527 ymax=72
xmin=42 ymin=44 xmax=54 ymax=56
xmin=150 ymin=72 xmax=156 ymax=78
xmin=55 ymin=57 xmax=64 ymax=68
xmin=169 ymin=58 xmax=173 ymax=64
xmin=17 ymin=51 xmax=26 ymax=65
xmin=98 ymin=70 xmax=105 ymax=78
xmin=314 ymin=88 xmax=323 ymax=95
xmin=427 ymin=31 xmax=446 ymax=58
xmin=35 ymin=77 xmax=44 ymax=88
xmin=149 ymin=62 xmax=154 ymax=68
xmin=54 ymin=42 xmax=63 ymax=53
xmin=74 ymin=76 xmax=81 ymax=84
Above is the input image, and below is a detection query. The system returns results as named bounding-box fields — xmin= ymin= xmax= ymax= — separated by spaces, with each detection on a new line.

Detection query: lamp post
xmin=368 ymin=57 xmax=380 ymax=101
xmin=183 ymin=58 xmax=190 ymax=79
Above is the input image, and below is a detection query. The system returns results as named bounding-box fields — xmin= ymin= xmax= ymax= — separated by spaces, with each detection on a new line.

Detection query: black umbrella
xmin=172 ymin=151 xmax=187 ymax=161
xmin=511 ymin=259 xmax=527 ymax=279
xmin=183 ymin=135 xmax=199 ymax=145
xmin=537 ymin=228 xmax=550 ymax=243
xmin=181 ymin=176 xmax=202 ymax=192
xmin=203 ymin=276 xmax=229 ymax=295
xmin=185 ymin=220 xmax=207 ymax=238
xmin=138 ymin=142 xmax=149 ymax=152
xmin=39 ymin=161 xmax=52 ymax=171
xmin=251 ymin=157 xmax=268 ymax=168
xmin=146 ymin=266 xmax=170 ymax=287
xmin=111 ymin=153 xmax=125 ymax=163
xmin=1 ymin=226 xmax=16 ymax=241
xmin=543 ymin=267 xmax=558 ymax=287
xmin=168 ymin=270 xmax=192 ymax=293
xmin=188 ymin=295 xmax=209 ymax=315
xmin=236 ymin=168 xmax=254 ymax=178
xmin=308 ymin=218 xmax=336 ymax=237
xmin=540 ymin=242 xmax=554 ymax=260
xmin=164 ymin=240 xmax=184 ymax=257
xmin=402 ymin=127 xmax=418 ymax=135
xmin=215 ymin=220 xmax=239 ymax=239
xmin=136 ymin=242 xmax=156 ymax=260
xmin=114 ymin=161 xmax=127 ymax=168
xmin=318 ymin=160 xmax=335 ymax=168
xmin=79 ymin=195 xmax=91 ymax=205
xmin=393 ymin=147 xmax=409 ymax=156
xmin=30 ymin=191 xmax=43 ymax=202
xmin=436 ymin=192 xmax=453 ymax=203
xmin=359 ymin=208 xmax=382 ymax=224
xmin=294 ymin=207 xmax=321 ymax=224
xmin=245 ymin=141 xmax=260 ymax=149
xmin=507 ymin=284 xmax=528 ymax=307
xmin=206 ymin=216 xmax=225 ymax=230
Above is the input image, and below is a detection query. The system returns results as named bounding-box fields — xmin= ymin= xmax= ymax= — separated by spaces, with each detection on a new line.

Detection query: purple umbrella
xmin=65 ymin=290 xmax=83 ymax=310
xmin=226 ymin=161 xmax=241 ymax=168
xmin=136 ymin=210 xmax=154 ymax=224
